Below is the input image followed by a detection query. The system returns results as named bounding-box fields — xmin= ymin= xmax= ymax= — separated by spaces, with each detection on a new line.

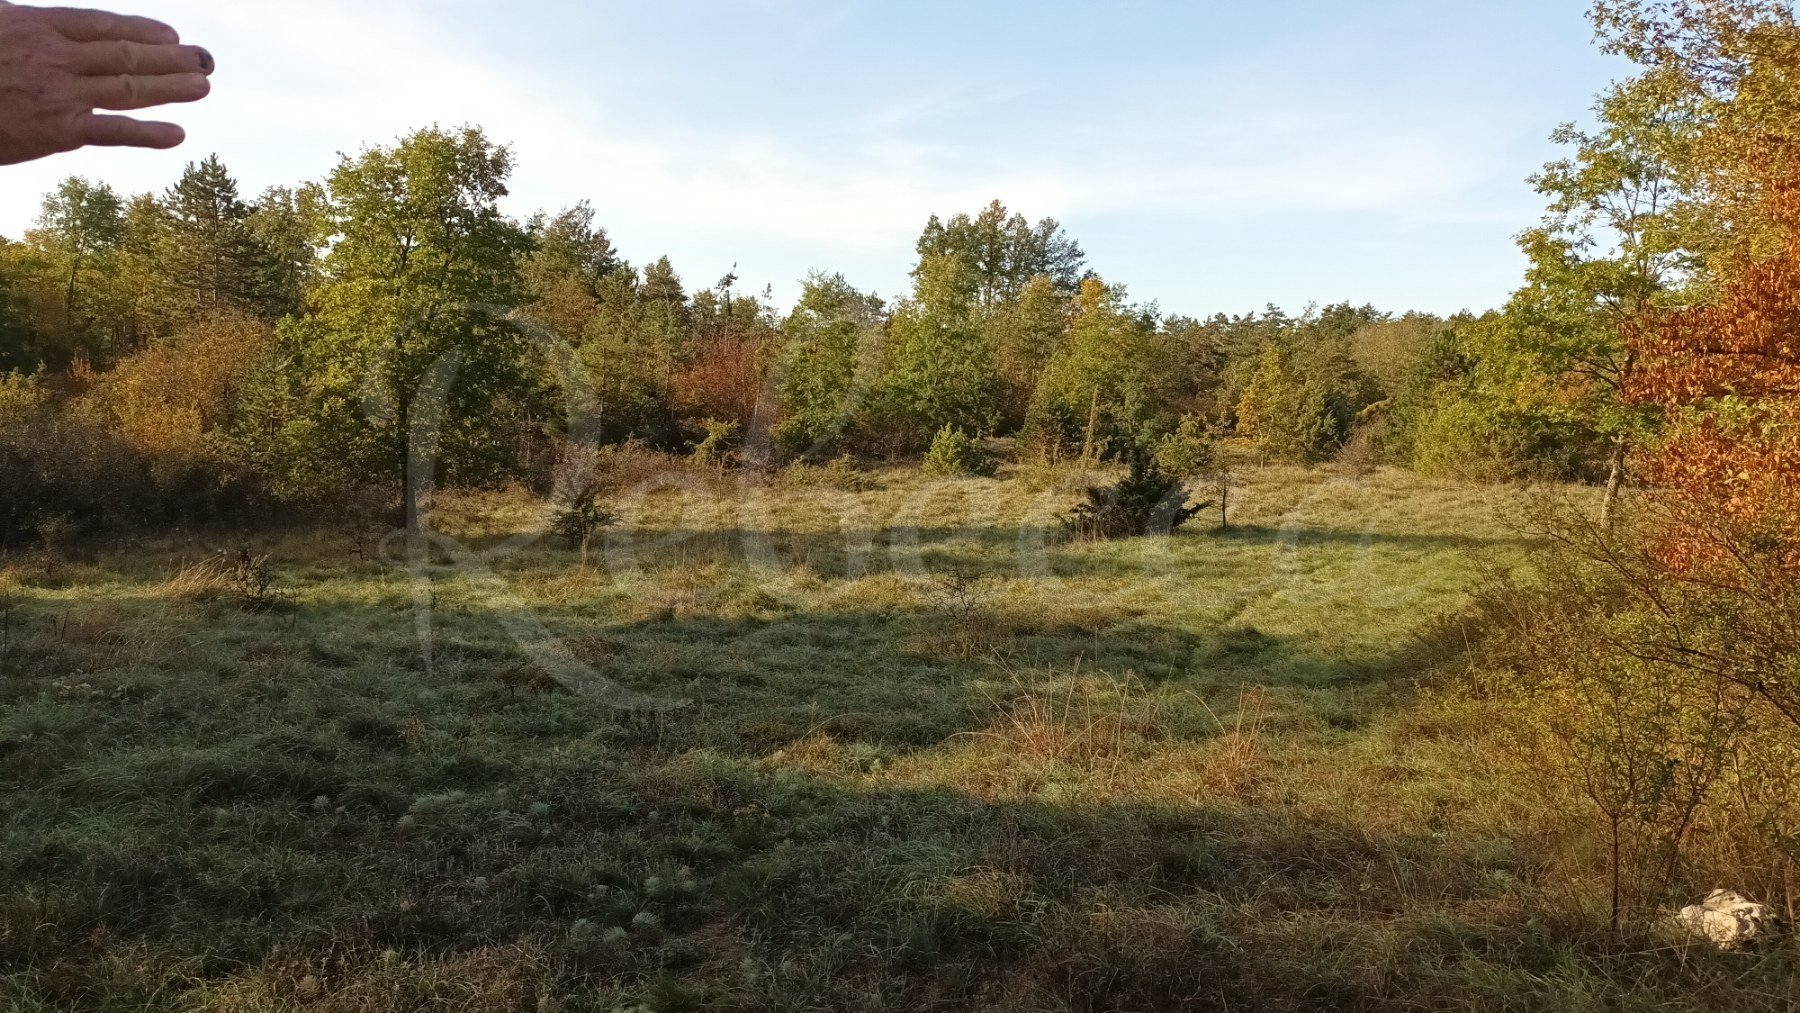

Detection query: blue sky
xmin=0 ymin=1 xmax=1627 ymax=317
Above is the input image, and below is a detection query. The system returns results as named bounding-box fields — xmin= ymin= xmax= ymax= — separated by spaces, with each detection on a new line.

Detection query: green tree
xmin=988 ymin=273 xmax=1070 ymax=429
xmin=272 ymin=127 xmax=531 ymax=522
xmin=1389 ymin=315 xmax=1590 ymax=480
xmin=872 ymin=251 xmax=1001 ymax=448
xmin=638 ymin=255 xmax=692 ymax=391
xmin=244 ymin=183 xmax=326 ymax=320
xmin=0 ymin=242 xmax=32 ymax=372
xmin=158 ymin=155 xmax=267 ymax=320
xmin=30 ymin=177 xmax=124 ymax=359
xmin=110 ymin=193 xmax=177 ymax=346
xmin=520 ymin=200 xmax=620 ymax=346
xmin=1024 ymin=278 xmax=1174 ymax=461
xmin=1233 ymin=343 xmax=1342 ymax=461
xmin=1479 ymin=74 xmax=1697 ymax=522
xmin=916 ymin=199 xmax=1086 ymax=308
xmin=577 ymin=267 xmax=681 ymax=445
xmin=772 ymin=272 xmax=885 ymax=456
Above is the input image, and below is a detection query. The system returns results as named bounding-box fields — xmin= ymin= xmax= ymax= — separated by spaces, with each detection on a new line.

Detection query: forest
xmin=4 ymin=0 xmax=1800 ymax=1010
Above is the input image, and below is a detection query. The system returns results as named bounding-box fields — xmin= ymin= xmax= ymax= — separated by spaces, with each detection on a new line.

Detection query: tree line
xmin=0 ymin=116 xmax=1669 ymax=535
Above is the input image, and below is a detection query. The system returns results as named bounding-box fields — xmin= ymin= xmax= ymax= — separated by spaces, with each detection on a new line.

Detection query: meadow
xmin=2 ymin=456 xmax=1792 ymax=1012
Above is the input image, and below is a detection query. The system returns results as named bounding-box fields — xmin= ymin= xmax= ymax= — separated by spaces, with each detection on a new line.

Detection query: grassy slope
xmin=0 ymin=463 xmax=1792 ymax=1011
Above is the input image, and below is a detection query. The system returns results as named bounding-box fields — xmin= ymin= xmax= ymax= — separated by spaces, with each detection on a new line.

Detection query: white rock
xmin=1677 ymin=889 xmax=1777 ymax=950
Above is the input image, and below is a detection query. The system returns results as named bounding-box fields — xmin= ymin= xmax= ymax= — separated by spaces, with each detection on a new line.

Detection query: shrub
xmin=0 ymin=391 xmax=206 ymax=540
xmin=1463 ymin=495 xmax=1800 ymax=933
xmin=166 ymin=548 xmax=290 ymax=611
xmin=91 ymin=313 xmax=274 ymax=470
xmin=1233 ymin=344 xmax=1344 ymax=461
xmin=1153 ymin=415 xmax=1218 ymax=477
xmin=1062 ymin=453 xmax=1208 ymax=541
xmin=1402 ymin=389 xmax=1583 ymax=482
xmin=673 ymin=337 xmax=763 ymax=433
xmin=550 ymin=488 xmax=618 ymax=563
xmin=689 ymin=418 xmax=742 ymax=469
xmin=921 ymin=425 xmax=996 ymax=477
xmin=1023 ymin=278 xmax=1176 ymax=463
xmin=0 ymin=371 xmax=46 ymax=425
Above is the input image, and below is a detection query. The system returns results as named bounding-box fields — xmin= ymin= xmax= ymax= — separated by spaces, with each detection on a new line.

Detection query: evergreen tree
xmin=638 ymin=255 xmax=692 ymax=389
xmin=521 ymin=201 xmax=620 ymax=346
xmin=160 ymin=155 xmax=266 ymax=319
xmin=244 ymin=183 xmax=325 ymax=320
xmin=916 ymin=199 xmax=1086 ymax=307
xmin=773 ymin=272 xmax=885 ymax=456
xmin=988 ymin=273 xmax=1070 ymax=429
xmin=578 ymin=267 xmax=680 ymax=444
xmin=1233 ymin=343 xmax=1341 ymax=461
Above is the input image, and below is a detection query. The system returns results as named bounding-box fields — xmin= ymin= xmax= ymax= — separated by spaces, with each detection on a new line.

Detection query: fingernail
xmin=197 ymin=48 xmax=214 ymax=74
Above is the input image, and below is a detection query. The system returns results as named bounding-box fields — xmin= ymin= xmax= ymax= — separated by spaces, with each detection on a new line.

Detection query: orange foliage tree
xmin=1613 ymin=0 xmax=1800 ymax=728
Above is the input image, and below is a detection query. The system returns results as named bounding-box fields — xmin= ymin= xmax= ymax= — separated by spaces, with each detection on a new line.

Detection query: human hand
xmin=0 ymin=2 xmax=213 ymax=165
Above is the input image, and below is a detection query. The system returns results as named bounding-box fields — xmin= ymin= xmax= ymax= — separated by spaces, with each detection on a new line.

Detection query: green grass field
xmin=2 ymin=461 xmax=1793 ymax=1011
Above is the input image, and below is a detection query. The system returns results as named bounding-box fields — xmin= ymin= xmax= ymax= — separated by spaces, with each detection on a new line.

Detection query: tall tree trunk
xmin=65 ymin=257 xmax=79 ymax=337
xmin=1081 ymin=388 xmax=1100 ymax=462
xmin=1600 ymin=436 xmax=1628 ymax=532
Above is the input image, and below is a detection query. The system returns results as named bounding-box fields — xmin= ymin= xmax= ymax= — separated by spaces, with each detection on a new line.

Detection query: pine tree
xmin=244 ymin=184 xmax=325 ymax=320
xmin=916 ymin=199 xmax=1086 ymax=308
xmin=160 ymin=155 xmax=266 ymax=319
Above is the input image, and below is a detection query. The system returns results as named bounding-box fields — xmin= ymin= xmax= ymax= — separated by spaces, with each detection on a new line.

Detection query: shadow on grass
xmin=3 ymin=729 xmax=1785 ymax=1011
xmin=0 ymin=580 xmax=1782 ymax=1012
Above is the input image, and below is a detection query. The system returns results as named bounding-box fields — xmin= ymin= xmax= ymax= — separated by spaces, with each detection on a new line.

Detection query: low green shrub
xmin=921 ymin=425 xmax=997 ymax=478
xmin=1062 ymin=454 xmax=1208 ymax=540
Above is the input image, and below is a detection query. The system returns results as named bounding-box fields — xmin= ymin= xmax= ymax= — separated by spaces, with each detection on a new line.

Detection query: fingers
xmin=40 ymin=6 xmax=178 ymax=44
xmin=82 ymin=72 xmax=209 ymax=111
xmin=69 ymin=40 xmax=213 ymax=77
xmin=79 ymin=113 xmax=185 ymax=149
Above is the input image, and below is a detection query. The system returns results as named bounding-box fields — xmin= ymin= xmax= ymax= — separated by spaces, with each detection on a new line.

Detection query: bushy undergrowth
xmin=1457 ymin=495 xmax=1800 ymax=934
xmin=0 ymin=386 xmax=268 ymax=542
xmin=781 ymin=454 xmax=878 ymax=491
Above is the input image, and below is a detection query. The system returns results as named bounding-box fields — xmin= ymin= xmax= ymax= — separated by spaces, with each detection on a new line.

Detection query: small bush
xmin=550 ymin=488 xmax=618 ymax=561
xmin=689 ymin=418 xmax=742 ymax=469
xmin=167 ymin=549 xmax=290 ymax=611
xmin=593 ymin=440 xmax=682 ymax=493
xmin=921 ymin=425 xmax=996 ymax=478
xmin=1062 ymin=454 xmax=1208 ymax=540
